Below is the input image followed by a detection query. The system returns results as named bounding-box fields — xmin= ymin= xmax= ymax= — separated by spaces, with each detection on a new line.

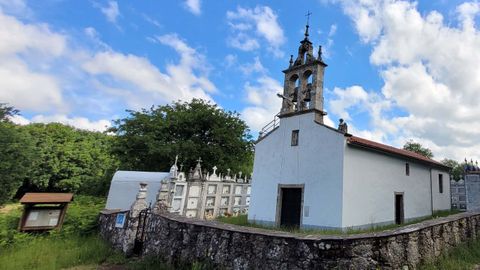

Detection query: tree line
xmin=0 ymin=100 xmax=254 ymax=205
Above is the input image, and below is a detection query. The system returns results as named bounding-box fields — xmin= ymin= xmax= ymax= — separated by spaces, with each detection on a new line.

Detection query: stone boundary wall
xmin=99 ymin=210 xmax=480 ymax=269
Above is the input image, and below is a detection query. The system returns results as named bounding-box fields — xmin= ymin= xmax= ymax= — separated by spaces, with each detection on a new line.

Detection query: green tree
xmin=20 ymin=123 xmax=118 ymax=195
xmin=403 ymin=140 xmax=434 ymax=159
xmin=109 ymin=99 xmax=254 ymax=174
xmin=0 ymin=122 xmax=35 ymax=205
xmin=0 ymin=103 xmax=19 ymax=122
xmin=441 ymin=159 xmax=464 ymax=181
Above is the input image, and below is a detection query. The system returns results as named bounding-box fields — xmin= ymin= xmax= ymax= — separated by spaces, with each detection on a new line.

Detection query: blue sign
xmin=115 ymin=213 xmax=126 ymax=228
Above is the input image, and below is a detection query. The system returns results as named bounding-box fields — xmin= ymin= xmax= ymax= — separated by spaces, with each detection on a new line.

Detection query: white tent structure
xmin=105 ymin=170 xmax=169 ymax=211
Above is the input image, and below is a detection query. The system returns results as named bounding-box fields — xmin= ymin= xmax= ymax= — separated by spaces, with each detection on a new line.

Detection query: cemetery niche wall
xmin=105 ymin=156 xmax=251 ymax=220
xmin=18 ymin=193 xmax=73 ymax=231
xmin=451 ymin=160 xmax=480 ymax=211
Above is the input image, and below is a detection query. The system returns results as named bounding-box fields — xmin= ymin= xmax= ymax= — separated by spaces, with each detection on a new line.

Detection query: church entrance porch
xmin=276 ymin=184 xmax=304 ymax=228
xmin=395 ymin=193 xmax=404 ymax=225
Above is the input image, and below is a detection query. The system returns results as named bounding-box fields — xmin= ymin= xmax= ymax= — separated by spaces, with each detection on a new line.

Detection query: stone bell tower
xmin=278 ymin=21 xmax=328 ymax=123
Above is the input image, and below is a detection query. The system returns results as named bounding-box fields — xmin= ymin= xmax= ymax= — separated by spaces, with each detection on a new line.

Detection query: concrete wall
xmin=99 ymin=210 xmax=480 ymax=270
xmin=342 ymin=146 xmax=451 ymax=228
xmin=248 ymin=112 xmax=345 ymax=228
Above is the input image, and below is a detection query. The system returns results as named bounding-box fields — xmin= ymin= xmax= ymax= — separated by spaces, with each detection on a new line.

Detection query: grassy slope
xmin=0 ymin=196 xmax=127 ymax=270
xmin=0 ymin=196 xmax=205 ymax=270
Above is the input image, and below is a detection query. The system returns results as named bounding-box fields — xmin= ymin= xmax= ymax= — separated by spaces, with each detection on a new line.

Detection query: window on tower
xmin=291 ymin=130 xmax=299 ymax=146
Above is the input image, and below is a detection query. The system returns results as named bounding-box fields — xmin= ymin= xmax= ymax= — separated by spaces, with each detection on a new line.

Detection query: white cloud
xmin=241 ymin=76 xmax=283 ymax=131
xmin=0 ymin=59 xmax=63 ymax=111
xmin=12 ymin=114 xmax=111 ymax=132
xmin=224 ymin=54 xmax=237 ymax=68
xmin=322 ymin=23 xmax=338 ymax=59
xmin=142 ymin=14 xmax=162 ymax=28
xmin=227 ymin=6 xmax=286 ymax=57
xmin=0 ymin=11 xmax=66 ymax=112
xmin=83 ymin=33 xmax=216 ymax=109
xmin=0 ymin=12 xmax=66 ymax=57
xmin=184 ymin=0 xmax=201 ymax=15
xmin=330 ymin=0 xmax=480 ymax=161
xmin=229 ymin=33 xmax=260 ymax=51
xmin=32 ymin=114 xmax=111 ymax=132
xmin=239 ymin=57 xmax=267 ymax=75
xmin=10 ymin=113 xmax=111 ymax=132
xmin=9 ymin=114 xmax=29 ymax=125
xmin=0 ymin=5 xmax=217 ymax=132
xmin=100 ymin=1 xmax=120 ymax=23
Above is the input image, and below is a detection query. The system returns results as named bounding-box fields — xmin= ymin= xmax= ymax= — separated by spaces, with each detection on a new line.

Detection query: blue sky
xmin=1 ymin=0 xmax=480 ymax=161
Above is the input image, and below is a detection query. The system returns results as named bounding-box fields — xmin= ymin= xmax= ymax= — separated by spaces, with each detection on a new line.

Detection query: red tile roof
xmin=347 ymin=136 xmax=449 ymax=169
xmin=20 ymin=193 xmax=74 ymax=204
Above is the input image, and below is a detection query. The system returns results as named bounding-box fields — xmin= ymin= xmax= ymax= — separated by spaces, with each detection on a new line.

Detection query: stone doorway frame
xmin=275 ymin=184 xmax=305 ymax=227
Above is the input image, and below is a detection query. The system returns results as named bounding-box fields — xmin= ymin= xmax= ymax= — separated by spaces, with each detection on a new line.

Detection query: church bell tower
xmin=279 ymin=21 xmax=328 ymax=123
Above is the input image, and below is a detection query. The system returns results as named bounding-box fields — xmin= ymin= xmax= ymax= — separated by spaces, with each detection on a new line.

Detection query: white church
xmin=248 ymin=24 xmax=451 ymax=229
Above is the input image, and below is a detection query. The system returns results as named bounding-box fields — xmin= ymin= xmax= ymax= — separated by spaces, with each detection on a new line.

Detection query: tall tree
xmin=441 ymin=159 xmax=464 ymax=181
xmin=403 ymin=140 xmax=434 ymax=159
xmin=0 ymin=122 xmax=35 ymax=205
xmin=20 ymin=123 xmax=118 ymax=195
xmin=0 ymin=103 xmax=19 ymax=122
xmin=110 ymin=99 xmax=254 ymax=174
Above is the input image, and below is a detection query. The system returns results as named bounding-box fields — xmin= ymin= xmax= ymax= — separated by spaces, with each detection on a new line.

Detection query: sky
xmin=1 ymin=0 xmax=480 ymax=162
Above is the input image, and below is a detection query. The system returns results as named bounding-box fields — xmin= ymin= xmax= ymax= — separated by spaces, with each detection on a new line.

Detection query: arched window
xmin=304 ymin=70 xmax=313 ymax=86
xmin=289 ymin=74 xmax=299 ymax=103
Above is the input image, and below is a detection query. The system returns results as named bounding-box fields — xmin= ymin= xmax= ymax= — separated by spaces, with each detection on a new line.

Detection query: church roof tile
xmin=347 ymin=136 xmax=449 ymax=170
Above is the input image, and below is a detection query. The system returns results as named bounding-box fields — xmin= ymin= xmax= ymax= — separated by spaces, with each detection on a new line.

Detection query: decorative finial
xmin=318 ymin=45 xmax=323 ymax=60
xmin=338 ymin=118 xmax=348 ymax=134
xmin=180 ymin=163 xmax=184 ymax=172
xmin=289 ymin=55 xmax=293 ymax=67
xmin=174 ymin=155 xmax=178 ymax=166
xmin=304 ymin=11 xmax=312 ymax=38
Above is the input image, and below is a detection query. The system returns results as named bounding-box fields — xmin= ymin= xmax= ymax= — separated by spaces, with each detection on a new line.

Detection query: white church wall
xmin=342 ymin=146 xmax=438 ymax=228
xmin=248 ymin=112 xmax=345 ymax=228
xmin=431 ymin=169 xmax=451 ymax=211
xmin=105 ymin=171 xmax=169 ymax=211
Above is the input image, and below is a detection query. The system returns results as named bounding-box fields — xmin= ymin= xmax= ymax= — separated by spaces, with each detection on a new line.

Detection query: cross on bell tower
xmin=278 ymin=14 xmax=328 ymax=123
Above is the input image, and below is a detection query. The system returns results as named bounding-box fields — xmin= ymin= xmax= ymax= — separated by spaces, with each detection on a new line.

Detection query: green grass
xmin=0 ymin=235 xmax=126 ymax=270
xmin=0 ymin=195 xmax=210 ymax=270
xmin=217 ymin=210 xmax=462 ymax=235
xmin=0 ymin=195 xmax=129 ymax=270
xmin=419 ymin=238 xmax=480 ymax=270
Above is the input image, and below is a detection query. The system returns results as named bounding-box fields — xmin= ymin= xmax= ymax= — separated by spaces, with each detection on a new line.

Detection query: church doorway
xmin=279 ymin=187 xmax=303 ymax=228
xmin=395 ymin=193 xmax=404 ymax=224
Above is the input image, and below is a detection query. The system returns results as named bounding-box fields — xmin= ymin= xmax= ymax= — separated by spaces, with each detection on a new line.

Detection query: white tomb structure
xmin=105 ymin=157 xmax=251 ymax=220
xmin=154 ymin=158 xmax=251 ymax=219
xmin=451 ymin=160 xmax=480 ymax=211
xmin=248 ymin=23 xmax=451 ymax=229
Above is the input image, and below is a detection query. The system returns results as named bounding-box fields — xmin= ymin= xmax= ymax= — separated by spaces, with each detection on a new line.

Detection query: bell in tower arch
xmin=303 ymin=87 xmax=311 ymax=102
xmin=291 ymin=87 xmax=298 ymax=102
